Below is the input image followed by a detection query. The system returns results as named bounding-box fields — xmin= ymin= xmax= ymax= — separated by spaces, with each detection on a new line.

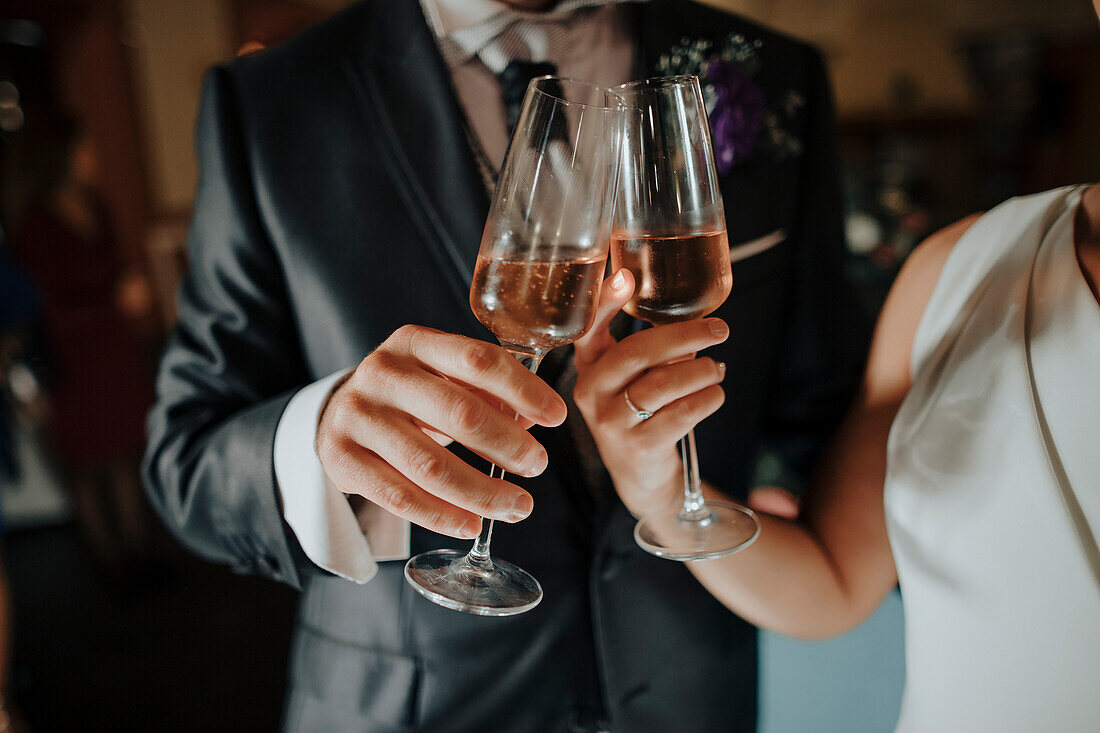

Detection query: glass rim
xmin=614 ymin=74 xmax=702 ymax=93
xmin=527 ymin=75 xmax=625 ymax=111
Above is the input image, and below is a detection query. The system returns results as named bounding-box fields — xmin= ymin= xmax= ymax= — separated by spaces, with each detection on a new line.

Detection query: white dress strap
xmin=1023 ymin=186 xmax=1100 ymax=589
xmin=909 ymin=185 xmax=1080 ymax=379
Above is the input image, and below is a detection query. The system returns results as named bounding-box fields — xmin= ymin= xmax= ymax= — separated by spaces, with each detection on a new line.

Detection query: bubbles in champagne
xmin=471 ymin=249 xmax=607 ymax=352
xmin=611 ymin=231 xmax=732 ymax=324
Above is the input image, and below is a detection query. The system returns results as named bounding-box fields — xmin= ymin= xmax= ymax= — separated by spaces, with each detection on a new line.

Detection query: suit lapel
xmin=342 ymin=1 xmax=490 ymax=313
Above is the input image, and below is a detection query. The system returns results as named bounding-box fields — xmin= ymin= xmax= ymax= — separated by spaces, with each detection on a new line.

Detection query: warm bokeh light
xmin=236 ymin=40 xmax=266 ymax=57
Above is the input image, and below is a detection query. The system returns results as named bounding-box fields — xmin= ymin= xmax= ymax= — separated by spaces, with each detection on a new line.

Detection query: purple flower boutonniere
xmin=657 ymin=35 xmax=805 ymax=175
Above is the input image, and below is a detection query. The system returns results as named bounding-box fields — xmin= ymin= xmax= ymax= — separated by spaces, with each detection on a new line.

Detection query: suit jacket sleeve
xmin=758 ymin=49 xmax=869 ymax=490
xmin=142 ymin=66 xmax=316 ymax=589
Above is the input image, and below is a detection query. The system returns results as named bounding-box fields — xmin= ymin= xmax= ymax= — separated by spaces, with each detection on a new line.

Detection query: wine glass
xmin=612 ymin=75 xmax=760 ymax=561
xmin=404 ymin=77 xmax=625 ymax=615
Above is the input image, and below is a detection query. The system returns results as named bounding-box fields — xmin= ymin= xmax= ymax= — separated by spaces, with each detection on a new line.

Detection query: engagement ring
xmin=624 ymin=388 xmax=653 ymax=420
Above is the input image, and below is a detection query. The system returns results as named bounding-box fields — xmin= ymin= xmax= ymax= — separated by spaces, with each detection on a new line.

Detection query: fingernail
xmin=708 ymin=319 xmax=728 ymax=338
xmin=542 ymin=395 xmax=565 ymax=425
xmin=611 ymin=270 xmax=627 ymax=291
xmin=527 ymin=448 xmax=549 ymax=476
xmin=717 ymin=361 xmax=726 ymax=376
xmin=508 ymin=493 xmax=534 ymax=522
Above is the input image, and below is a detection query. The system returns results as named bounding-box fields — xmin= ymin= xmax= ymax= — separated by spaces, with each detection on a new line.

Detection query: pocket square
xmin=730 ymin=228 xmax=786 ymax=263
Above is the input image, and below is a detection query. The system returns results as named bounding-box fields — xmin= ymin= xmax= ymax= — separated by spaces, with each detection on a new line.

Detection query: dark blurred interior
xmin=0 ymin=0 xmax=1096 ymax=730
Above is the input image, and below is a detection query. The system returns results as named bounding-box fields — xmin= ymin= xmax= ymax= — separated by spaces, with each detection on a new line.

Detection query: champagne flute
xmin=612 ymin=75 xmax=760 ymax=560
xmin=405 ymin=77 xmax=624 ymax=615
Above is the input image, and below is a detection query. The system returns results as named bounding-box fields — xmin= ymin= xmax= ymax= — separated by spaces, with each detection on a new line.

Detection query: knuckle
xmin=644 ymin=375 xmax=671 ymax=404
xmin=327 ymin=393 xmax=355 ymax=424
xmin=319 ymin=436 xmax=359 ymax=477
xmin=377 ymin=484 xmax=417 ymax=516
xmin=677 ymin=320 xmax=700 ymax=342
xmin=406 ymin=447 xmax=450 ymax=486
xmin=392 ymin=323 xmax=421 ymax=346
xmin=418 ymin=507 xmax=448 ymax=533
xmin=467 ymin=485 xmax=498 ymax=514
xmin=449 ymin=394 xmax=488 ymax=434
xmin=315 ymin=433 xmax=341 ymax=467
xmin=355 ymin=360 xmax=391 ymax=398
xmin=460 ymin=341 xmax=498 ymax=377
xmin=317 ymin=430 xmax=344 ymax=456
xmin=674 ymin=397 xmax=698 ymax=422
xmin=509 ymin=437 xmax=536 ymax=468
xmin=349 ymin=390 xmax=373 ymax=415
xmin=353 ymin=354 xmax=374 ymax=380
xmin=366 ymin=347 xmax=401 ymax=378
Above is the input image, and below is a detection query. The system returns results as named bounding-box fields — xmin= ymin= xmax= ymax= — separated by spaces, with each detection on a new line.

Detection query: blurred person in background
xmin=144 ymin=0 xmax=866 ymax=730
xmin=0 ymin=243 xmax=37 ymax=490
xmin=2 ymin=112 xmax=156 ymax=577
xmin=0 ymin=245 xmax=37 ymax=733
xmin=578 ymin=4 xmax=1100 ymax=724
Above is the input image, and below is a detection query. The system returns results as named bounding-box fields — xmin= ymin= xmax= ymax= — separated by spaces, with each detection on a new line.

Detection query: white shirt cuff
xmin=273 ymin=369 xmax=411 ymax=583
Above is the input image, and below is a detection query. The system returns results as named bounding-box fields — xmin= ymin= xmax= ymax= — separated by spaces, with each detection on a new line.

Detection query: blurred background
xmin=0 ymin=0 xmax=1095 ymax=730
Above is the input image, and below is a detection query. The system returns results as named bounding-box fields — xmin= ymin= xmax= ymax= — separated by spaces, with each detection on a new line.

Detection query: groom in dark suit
xmin=143 ymin=1 xmax=864 ymax=730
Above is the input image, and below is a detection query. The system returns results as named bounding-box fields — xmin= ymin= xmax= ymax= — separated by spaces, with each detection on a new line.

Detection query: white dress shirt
xmin=274 ymin=0 xmax=636 ymax=583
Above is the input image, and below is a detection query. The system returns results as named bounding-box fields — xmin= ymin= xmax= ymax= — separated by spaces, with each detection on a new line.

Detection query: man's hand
xmin=573 ymin=271 xmax=729 ymax=519
xmin=316 ymin=325 xmax=567 ymax=539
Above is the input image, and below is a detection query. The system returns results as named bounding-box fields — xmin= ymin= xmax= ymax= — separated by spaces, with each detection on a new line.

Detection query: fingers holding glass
xmin=575 ymin=318 xmax=728 ymax=404
xmin=375 ymin=368 xmax=551 ymax=477
xmin=620 ymin=357 xmax=726 ymax=426
xmin=612 ymin=75 xmax=758 ymax=560
xmin=339 ymin=410 xmax=536 ymax=522
xmin=316 ymin=367 xmax=543 ymax=533
xmin=572 ymin=268 xmax=635 ymax=368
xmin=391 ymin=325 xmax=567 ymax=427
xmin=405 ymin=77 xmax=625 ymax=615
xmin=318 ymin=439 xmax=484 ymax=540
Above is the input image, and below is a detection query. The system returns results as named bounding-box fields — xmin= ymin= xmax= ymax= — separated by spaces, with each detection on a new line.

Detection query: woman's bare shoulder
xmin=865 ymin=213 xmax=984 ymax=398
xmin=899 ymin=213 xmax=984 ymax=291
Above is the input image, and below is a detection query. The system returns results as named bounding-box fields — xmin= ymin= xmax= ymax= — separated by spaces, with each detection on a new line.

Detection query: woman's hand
xmin=573 ymin=270 xmax=729 ymax=518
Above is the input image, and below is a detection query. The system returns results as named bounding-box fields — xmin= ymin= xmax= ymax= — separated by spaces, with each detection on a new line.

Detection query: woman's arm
xmin=685 ymin=214 xmax=979 ymax=638
xmin=574 ymin=215 xmax=980 ymax=639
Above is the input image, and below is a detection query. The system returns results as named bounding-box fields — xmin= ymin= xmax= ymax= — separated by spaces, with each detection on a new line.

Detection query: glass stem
xmin=467 ymin=467 xmax=501 ymax=568
xmin=464 ymin=348 xmax=545 ymax=568
xmin=678 ymin=428 xmax=710 ymax=521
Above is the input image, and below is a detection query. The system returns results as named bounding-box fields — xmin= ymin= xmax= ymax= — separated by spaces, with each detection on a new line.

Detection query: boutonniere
xmin=657 ymin=34 xmax=804 ymax=175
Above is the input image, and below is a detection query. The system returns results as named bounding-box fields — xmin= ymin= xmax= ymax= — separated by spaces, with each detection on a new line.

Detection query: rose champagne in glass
xmin=613 ymin=75 xmax=759 ymax=560
xmin=404 ymin=77 xmax=624 ymax=615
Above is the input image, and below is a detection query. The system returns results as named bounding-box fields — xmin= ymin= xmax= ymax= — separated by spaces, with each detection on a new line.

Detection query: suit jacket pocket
xmin=730 ymin=228 xmax=789 ymax=292
xmin=288 ymin=625 xmax=420 ymax=727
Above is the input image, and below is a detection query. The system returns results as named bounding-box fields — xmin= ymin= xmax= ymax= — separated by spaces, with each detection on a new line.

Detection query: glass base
xmin=634 ymin=500 xmax=760 ymax=561
xmin=404 ymin=549 xmax=543 ymax=616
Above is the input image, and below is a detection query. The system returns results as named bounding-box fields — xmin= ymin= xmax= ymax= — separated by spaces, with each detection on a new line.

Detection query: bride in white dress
xmin=573 ymin=179 xmax=1099 ymax=729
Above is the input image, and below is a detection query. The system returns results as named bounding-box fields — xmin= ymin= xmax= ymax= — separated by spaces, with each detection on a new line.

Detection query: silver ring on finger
xmin=623 ymin=387 xmax=653 ymax=421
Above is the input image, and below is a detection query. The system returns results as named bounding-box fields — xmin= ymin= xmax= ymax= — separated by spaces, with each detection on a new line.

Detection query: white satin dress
xmin=885 ymin=185 xmax=1100 ymax=732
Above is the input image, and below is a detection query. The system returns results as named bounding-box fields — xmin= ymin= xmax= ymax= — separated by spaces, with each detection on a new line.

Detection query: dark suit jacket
xmin=143 ymin=1 xmax=865 ymax=731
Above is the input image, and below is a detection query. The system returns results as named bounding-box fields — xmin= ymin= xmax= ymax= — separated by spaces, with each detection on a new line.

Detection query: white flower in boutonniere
xmin=657 ymin=34 xmax=804 ymax=175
